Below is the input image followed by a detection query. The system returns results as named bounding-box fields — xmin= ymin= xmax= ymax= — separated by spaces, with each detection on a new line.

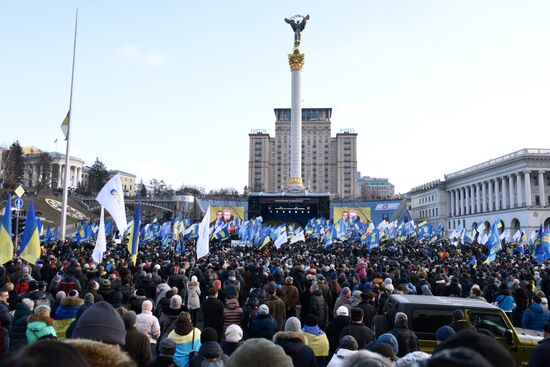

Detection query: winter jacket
xmin=325 ymin=315 xmax=350 ymax=357
xmin=250 ymin=314 xmax=277 ymax=340
xmin=390 ymin=322 xmax=419 ymax=357
xmin=529 ymin=337 xmax=550 ymax=367
xmin=302 ymin=325 xmax=329 ymax=357
xmin=274 ymin=331 xmax=318 ymax=367
xmin=450 ymin=319 xmax=476 ymax=332
xmin=339 ymin=322 xmax=375 ymax=350
xmin=53 ymin=296 xmax=83 ymax=340
xmin=124 ymin=325 xmax=152 ymax=367
xmin=26 ymin=315 xmax=57 ymax=343
xmin=136 ymin=310 xmax=161 ymax=344
xmin=493 ymin=294 xmax=516 ymax=312
xmin=9 ymin=302 xmax=32 ymax=351
xmin=201 ymin=297 xmax=224 ymax=339
xmin=521 ymin=303 xmax=550 ymax=331
xmin=223 ymin=298 xmax=242 ymax=333
xmin=186 ymin=282 xmax=201 ymax=310
xmin=159 ymin=307 xmax=182 ymax=341
xmin=220 ymin=340 xmax=242 ymax=356
xmin=65 ymin=338 xmax=135 ymax=367
xmin=327 ymin=348 xmax=357 ymax=367
xmin=0 ymin=302 xmax=12 ymax=330
xmin=309 ymin=290 xmax=329 ymax=329
xmin=281 ymin=284 xmax=300 ymax=313
xmin=333 ymin=298 xmax=351 ymax=318
xmin=265 ymin=294 xmax=286 ymax=331
xmin=168 ymin=327 xmax=202 ymax=367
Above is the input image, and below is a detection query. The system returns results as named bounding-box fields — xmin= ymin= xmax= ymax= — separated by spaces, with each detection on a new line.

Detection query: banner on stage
xmin=209 ymin=206 xmax=245 ymax=224
xmin=332 ymin=207 xmax=371 ymax=223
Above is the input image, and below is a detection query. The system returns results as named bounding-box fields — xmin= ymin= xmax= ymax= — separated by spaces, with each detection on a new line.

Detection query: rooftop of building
xmin=409 ymin=179 xmax=443 ymax=194
xmin=274 ymin=108 xmax=332 ymax=122
xmin=109 ymin=169 xmax=136 ymax=178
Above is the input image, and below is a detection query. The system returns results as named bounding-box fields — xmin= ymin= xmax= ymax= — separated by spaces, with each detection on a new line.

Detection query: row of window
xmin=419 ymin=207 xmax=439 ymax=219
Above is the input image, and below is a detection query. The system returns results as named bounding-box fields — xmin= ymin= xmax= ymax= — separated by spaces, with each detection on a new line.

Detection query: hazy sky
xmin=1 ymin=1 xmax=549 ymax=194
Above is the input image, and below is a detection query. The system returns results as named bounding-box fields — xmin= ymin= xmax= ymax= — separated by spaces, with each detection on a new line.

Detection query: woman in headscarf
xmin=333 ymin=287 xmax=352 ymax=317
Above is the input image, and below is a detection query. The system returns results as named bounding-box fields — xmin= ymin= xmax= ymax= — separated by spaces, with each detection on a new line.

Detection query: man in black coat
xmin=390 ymin=312 xmax=419 ymax=357
xmin=201 ymin=288 xmax=224 ymax=341
xmin=339 ymin=308 xmax=375 ymax=350
xmin=325 ymin=306 xmax=350 ymax=358
xmin=355 ymin=293 xmax=377 ymax=329
xmin=529 ymin=323 xmax=550 ymax=367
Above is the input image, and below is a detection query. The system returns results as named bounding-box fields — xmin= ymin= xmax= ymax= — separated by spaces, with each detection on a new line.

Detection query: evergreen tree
xmin=1 ymin=141 xmax=24 ymax=189
xmin=88 ymin=158 xmax=109 ymax=193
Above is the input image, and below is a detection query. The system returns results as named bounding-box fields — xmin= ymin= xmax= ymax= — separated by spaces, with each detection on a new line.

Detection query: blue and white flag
xmin=96 ymin=174 xmax=127 ymax=233
xmin=197 ymin=206 xmax=210 ymax=259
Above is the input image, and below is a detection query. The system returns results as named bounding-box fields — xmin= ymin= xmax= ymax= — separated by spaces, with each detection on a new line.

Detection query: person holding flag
xmin=127 ymin=202 xmax=141 ymax=265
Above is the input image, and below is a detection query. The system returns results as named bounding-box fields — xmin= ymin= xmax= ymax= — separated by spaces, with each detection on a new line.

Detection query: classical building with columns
xmin=437 ymin=149 xmax=550 ymax=234
xmin=21 ymin=148 xmax=85 ymax=189
xmin=410 ymin=180 xmax=447 ymax=229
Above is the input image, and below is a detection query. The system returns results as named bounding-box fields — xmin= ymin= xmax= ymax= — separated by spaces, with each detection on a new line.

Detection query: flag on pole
xmin=18 ymin=202 xmax=41 ymax=264
xmin=274 ymin=231 xmax=288 ymax=249
xmin=290 ymin=230 xmax=305 ymax=245
xmin=127 ymin=202 xmax=141 ymax=265
xmin=197 ymin=206 xmax=210 ymax=259
xmin=92 ymin=207 xmax=107 ymax=264
xmin=60 ymin=111 xmax=70 ymax=140
xmin=96 ymin=174 xmax=127 ymax=233
xmin=0 ymin=195 xmax=13 ymax=265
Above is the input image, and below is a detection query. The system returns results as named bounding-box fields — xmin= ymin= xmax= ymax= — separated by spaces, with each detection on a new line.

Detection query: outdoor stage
xmin=247 ymin=192 xmax=330 ymax=226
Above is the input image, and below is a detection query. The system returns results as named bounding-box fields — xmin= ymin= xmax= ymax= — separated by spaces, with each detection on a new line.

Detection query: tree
xmin=88 ymin=158 xmax=109 ymax=194
xmin=36 ymin=152 xmax=52 ymax=192
xmin=1 ymin=141 xmax=24 ymax=189
xmin=175 ymin=184 xmax=205 ymax=197
xmin=137 ymin=179 xmax=147 ymax=198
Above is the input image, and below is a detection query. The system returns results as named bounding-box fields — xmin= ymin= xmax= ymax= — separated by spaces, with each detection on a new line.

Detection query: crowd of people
xmin=0 ymin=235 xmax=549 ymax=367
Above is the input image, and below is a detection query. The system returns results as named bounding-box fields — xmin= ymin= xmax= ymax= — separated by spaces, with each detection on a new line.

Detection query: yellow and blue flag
xmin=487 ymin=220 xmax=502 ymax=256
xmin=127 ymin=202 xmax=141 ymax=265
xmin=0 ymin=195 xmax=14 ymax=265
xmin=534 ymin=225 xmax=550 ymax=263
xmin=468 ymin=256 xmax=477 ymax=269
xmin=18 ymin=201 xmax=41 ymax=264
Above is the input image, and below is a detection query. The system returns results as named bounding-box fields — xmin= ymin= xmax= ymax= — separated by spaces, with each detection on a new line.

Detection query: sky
xmin=1 ymin=1 xmax=549 ymax=194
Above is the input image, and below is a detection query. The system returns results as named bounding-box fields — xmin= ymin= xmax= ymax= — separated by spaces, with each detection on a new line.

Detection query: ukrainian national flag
xmin=468 ymin=256 xmax=477 ymax=269
xmin=0 ymin=195 xmax=14 ymax=265
xmin=127 ymin=202 xmax=141 ymax=265
xmin=18 ymin=202 xmax=41 ymax=264
xmin=487 ymin=220 xmax=502 ymax=256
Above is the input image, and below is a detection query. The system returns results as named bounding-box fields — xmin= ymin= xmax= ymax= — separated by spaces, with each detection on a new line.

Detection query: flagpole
xmin=61 ymin=8 xmax=78 ymax=241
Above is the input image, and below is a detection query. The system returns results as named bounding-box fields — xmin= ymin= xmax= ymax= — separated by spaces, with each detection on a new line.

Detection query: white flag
xmin=274 ymin=232 xmax=288 ymax=249
xmin=92 ymin=207 xmax=107 ymax=264
xmin=290 ymin=230 xmax=305 ymax=245
xmin=513 ymin=229 xmax=521 ymax=242
xmin=197 ymin=206 xmax=210 ymax=259
xmin=96 ymin=174 xmax=127 ymax=233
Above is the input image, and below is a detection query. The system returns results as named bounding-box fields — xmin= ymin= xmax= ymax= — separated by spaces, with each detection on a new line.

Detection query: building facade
xmin=109 ymin=170 xmax=136 ymax=196
xmin=22 ymin=148 xmax=85 ymax=189
xmin=409 ymin=149 xmax=550 ymax=235
xmin=248 ymin=108 xmax=358 ymax=198
xmin=358 ymin=176 xmax=395 ymax=199
xmin=409 ymin=180 xmax=447 ymax=229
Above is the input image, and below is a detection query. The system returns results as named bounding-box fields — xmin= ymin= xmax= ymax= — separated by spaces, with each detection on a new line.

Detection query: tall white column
xmin=517 ymin=172 xmax=524 ymax=207
xmin=469 ymin=185 xmax=474 ymax=215
xmin=509 ymin=175 xmax=515 ymax=208
xmin=488 ymin=180 xmax=494 ymax=211
xmin=524 ymin=171 xmax=532 ymax=207
xmin=476 ymin=183 xmax=481 ymax=213
xmin=494 ymin=178 xmax=500 ymax=210
xmin=501 ymin=177 xmax=508 ymax=209
xmin=482 ymin=181 xmax=488 ymax=212
xmin=458 ymin=188 xmax=463 ymax=216
xmin=287 ymin=52 xmax=305 ymax=191
xmin=539 ymin=171 xmax=546 ymax=207
xmin=454 ymin=189 xmax=459 ymax=216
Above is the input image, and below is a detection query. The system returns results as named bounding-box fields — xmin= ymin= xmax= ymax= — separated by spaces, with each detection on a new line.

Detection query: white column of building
xmin=476 ymin=183 xmax=481 ymax=213
xmin=501 ymin=177 xmax=507 ymax=210
xmin=539 ymin=171 xmax=546 ymax=207
xmin=468 ymin=186 xmax=473 ymax=215
xmin=454 ymin=189 xmax=459 ymax=216
xmin=448 ymin=191 xmax=454 ymax=217
xmin=494 ymin=178 xmax=500 ymax=210
xmin=488 ymin=180 xmax=494 ymax=211
xmin=464 ymin=186 xmax=469 ymax=215
xmin=77 ymin=167 xmax=82 ymax=185
xmin=482 ymin=181 xmax=488 ymax=212
xmin=524 ymin=171 xmax=532 ymax=207
xmin=516 ymin=172 xmax=524 ymax=207
xmin=456 ymin=189 xmax=461 ymax=216
xmin=509 ymin=175 xmax=515 ymax=208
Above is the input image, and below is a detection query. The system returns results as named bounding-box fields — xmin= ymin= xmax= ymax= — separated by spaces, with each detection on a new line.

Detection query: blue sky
xmin=1 ymin=1 xmax=549 ymax=194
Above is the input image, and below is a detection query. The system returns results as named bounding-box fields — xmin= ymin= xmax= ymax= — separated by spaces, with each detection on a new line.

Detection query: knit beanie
xmin=159 ymin=338 xmax=176 ymax=357
xmin=123 ymin=310 xmax=137 ymax=328
xmin=284 ymin=317 xmax=301 ymax=332
xmin=336 ymin=306 xmax=349 ymax=316
xmin=72 ymin=301 xmax=126 ymax=346
xmin=435 ymin=326 xmax=455 ymax=342
xmin=225 ymin=324 xmax=243 ymax=343
xmin=203 ymin=341 xmax=223 ymax=358
xmin=339 ymin=335 xmax=358 ymax=351
xmin=304 ymin=314 xmax=318 ymax=327
xmin=83 ymin=293 xmax=94 ymax=304
xmin=427 ymin=347 xmax=493 ymax=367
xmin=142 ymin=300 xmax=153 ymax=312
xmin=259 ymin=304 xmax=269 ymax=315
xmin=201 ymin=327 xmax=218 ymax=343
xmin=191 ymin=275 xmax=198 ymax=282
xmin=377 ymin=333 xmax=399 ymax=355
xmin=226 ymin=338 xmax=293 ymax=367
xmin=170 ymin=295 xmax=183 ymax=309
xmin=174 ymin=313 xmax=193 ymax=336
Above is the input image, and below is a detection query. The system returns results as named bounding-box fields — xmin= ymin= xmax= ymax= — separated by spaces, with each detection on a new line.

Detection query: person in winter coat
xmin=449 ymin=309 xmax=476 ymax=332
xmin=302 ymin=315 xmax=329 ymax=367
xmin=493 ymin=286 xmax=516 ymax=321
xmin=8 ymin=299 xmax=33 ymax=352
xmin=136 ymin=300 xmax=161 ymax=355
xmin=339 ymin=308 xmax=375 ymax=350
xmin=240 ymin=297 xmax=259 ymax=339
xmin=122 ymin=311 xmax=152 ymax=367
xmin=147 ymin=338 xmax=177 ymax=367
xmin=201 ymin=288 xmax=225 ymax=341
xmin=189 ymin=328 xmax=229 ymax=367
xmin=333 ymin=287 xmax=352 ymax=318
xmin=26 ymin=304 xmax=57 ymax=343
xmin=186 ymin=276 xmax=201 ymax=326
xmin=273 ymin=317 xmax=317 ymax=367
xmin=443 ymin=277 xmax=462 ymax=297
xmin=168 ymin=312 xmax=202 ymax=367
xmin=223 ymin=288 xmax=242 ymax=333
xmin=522 ymin=296 xmax=550 ymax=331
xmin=529 ymin=323 xmax=550 ymax=367
xmin=250 ymin=304 xmax=278 ymax=340
xmin=221 ymin=324 xmax=243 ymax=356
xmin=309 ymin=283 xmax=329 ymax=330
xmin=53 ymin=292 xmax=83 ymax=340
xmin=325 ymin=306 xmax=350 ymax=358
xmin=389 ymin=312 xmax=418 ymax=357
xmin=280 ymin=277 xmax=300 ymax=318
xmin=264 ymin=284 xmax=286 ymax=331
xmin=159 ymin=295 xmax=185 ymax=342
xmin=326 ymin=335 xmax=358 ymax=367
